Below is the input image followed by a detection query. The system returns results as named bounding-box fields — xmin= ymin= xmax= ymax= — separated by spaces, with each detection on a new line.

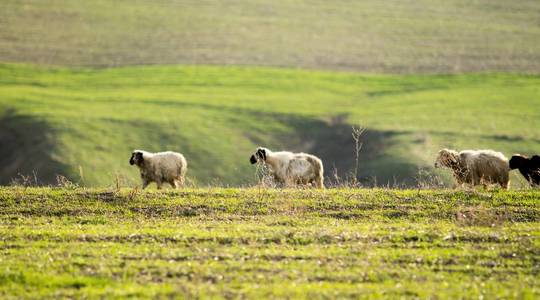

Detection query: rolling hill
xmin=1 ymin=63 xmax=539 ymax=187
xmin=1 ymin=1 xmax=540 ymax=187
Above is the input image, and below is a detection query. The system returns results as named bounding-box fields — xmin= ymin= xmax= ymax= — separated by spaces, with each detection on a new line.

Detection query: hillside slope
xmin=1 ymin=64 xmax=539 ymax=187
xmin=1 ymin=0 xmax=540 ymax=73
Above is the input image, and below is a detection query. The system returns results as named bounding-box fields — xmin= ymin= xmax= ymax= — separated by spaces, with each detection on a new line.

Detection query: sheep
xmin=129 ymin=150 xmax=187 ymax=189
xmin=434 ymin=149 xmax=510 ymax=189
xmin=509 ymin=154 xmax=540 ymax=186
xmin=249 ymin=147 xmax=324 ymax=188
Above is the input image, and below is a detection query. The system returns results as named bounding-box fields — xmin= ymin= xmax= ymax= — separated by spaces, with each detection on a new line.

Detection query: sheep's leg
xmin=452 ymin=178 xmax=462 ymax=189
xmin=271 ymin=173 xmax=282 ymax=187
xmin=292 ymin=177 xmax=304 ymax=188
xmin=454 ymin=181 xmax=467 ymax=190
xmin=452 ymin=173 xmax=462 ymax=189
xmin=472 ymin=175 xmax=481 ymax=187
xmin=500 ymin=178 xmax=510 ymax=190
xmin=178 ymin=176 xmax=185 ymax=188
xmin=141 ymin=180 xmax=150 ymax=189
xmin=173 ymin=178 xmax=184 ymax=189
xmin=477 ymin=177 xmax=485 ymax=189
xmin=312 ymin=175 xmax=324 ymax=189
xmin=155 ymin=180 xmax=163 ymax=189
xmin=284 ymin=177 xmax=295 ymax=188
xmin=455 ymin=183 xmax=466 ymax=190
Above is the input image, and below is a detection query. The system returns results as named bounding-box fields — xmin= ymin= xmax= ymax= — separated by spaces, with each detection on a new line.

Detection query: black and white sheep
xmin=509 ymin=154 xmax=540 ymax=186
xmin=129 ymin=150 xmax=187 ymax=189
xmin=249 ymin=147 xmax=324 ymax=188
xmin=434 ymin=149 xmax=510 ymax=189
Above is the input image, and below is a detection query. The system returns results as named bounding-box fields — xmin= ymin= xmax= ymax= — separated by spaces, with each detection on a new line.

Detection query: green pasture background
xmin=0 ymin=0 xmax=539 ymax=187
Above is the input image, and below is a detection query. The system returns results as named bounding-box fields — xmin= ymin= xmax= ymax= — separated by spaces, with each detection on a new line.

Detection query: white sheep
xmin=129 ymin=150 xmax=187 ymax=189
xmin=434 ymin=149 xmax=509 ymax=189
xmin=250 ymin=147 xmax=324 ymax=188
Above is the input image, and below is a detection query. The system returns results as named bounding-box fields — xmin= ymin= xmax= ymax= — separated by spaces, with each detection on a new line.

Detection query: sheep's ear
xmin=257 ymin=148 xmax=266 ymax=160
xmin=129 ymin=153 xmax=135 ymax=165
xmin=444 ymin=150 xmax=458 ymax=164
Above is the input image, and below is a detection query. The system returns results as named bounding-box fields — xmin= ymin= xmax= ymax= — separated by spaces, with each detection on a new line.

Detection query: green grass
xmin=1 ymin=63 xmax=540 ymax=187
xmin=0 ymin=187 xmax=538 ymax=298
xmin=1 ymin=0 xmax=540 ymax=73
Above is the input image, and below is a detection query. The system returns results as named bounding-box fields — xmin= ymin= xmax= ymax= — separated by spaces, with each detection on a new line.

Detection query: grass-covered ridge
xmin=1 ymin=63 xmax=540 ymax=187
xmin=0 ymin=187 xmax=538 ymax=298
xmin=1 ymin=0 xmax=540 ymax=73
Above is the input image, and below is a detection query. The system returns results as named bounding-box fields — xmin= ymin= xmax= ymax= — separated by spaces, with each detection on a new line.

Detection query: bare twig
xmin=351 ymin=126 xmax=365 ymax=186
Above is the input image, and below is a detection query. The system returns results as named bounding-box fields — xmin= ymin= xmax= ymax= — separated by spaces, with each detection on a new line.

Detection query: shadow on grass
xmin=251 ymin=113 xmax=420 ymax=187
xmin=139 ymin=99 xmax=421 ymax=187
xmin=0 ymin=100 xmax=423 ymax=187
xmin=0 ymin=109 xmax=70 ymax=185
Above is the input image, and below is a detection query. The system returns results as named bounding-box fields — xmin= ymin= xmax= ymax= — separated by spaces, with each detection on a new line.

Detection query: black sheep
xmin=509 ymin=154 xmax=540 ymax=186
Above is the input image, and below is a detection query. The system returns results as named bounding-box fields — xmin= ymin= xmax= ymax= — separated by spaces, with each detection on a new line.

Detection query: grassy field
xmin=2 ymin=1 xmax=539 ymax=299
xmin=1 ymin=63 xmax=539 ymax=187
xmin=1 ymin=0 xmax=540 ymax=73
xmin=0 ymin=187 xmax=538 ymax=298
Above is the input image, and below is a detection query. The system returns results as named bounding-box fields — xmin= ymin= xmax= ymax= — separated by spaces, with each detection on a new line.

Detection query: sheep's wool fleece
xmin=138 ymin=151 xmax=187 ymax=179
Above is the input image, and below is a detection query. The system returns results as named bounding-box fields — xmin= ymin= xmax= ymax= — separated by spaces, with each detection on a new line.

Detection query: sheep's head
xmin=435 ymin=149 xmax=459 ymax=169
xmin=129 ymin=150 xmax=144 ymax=166
xmin=509 ymin=154 xmax=529 ymax=170
xmin=531 ymin=155 xmax=540 ymax=168
xmin=250 ymin=147 xmax=268 ymax=164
